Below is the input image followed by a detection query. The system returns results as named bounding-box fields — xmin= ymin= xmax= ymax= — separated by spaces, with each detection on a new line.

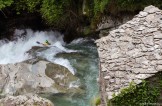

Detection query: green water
xmin=44 ymin=39 xmax=99 ymax=106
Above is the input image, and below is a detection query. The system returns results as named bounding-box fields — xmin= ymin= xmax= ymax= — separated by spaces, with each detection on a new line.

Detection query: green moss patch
xmin=109 ymin=73 xmax=162 ymax=106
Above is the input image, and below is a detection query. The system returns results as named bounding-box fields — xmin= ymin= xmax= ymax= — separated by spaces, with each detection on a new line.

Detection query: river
xmin=0 ymin=29 xmax=99 ymax=106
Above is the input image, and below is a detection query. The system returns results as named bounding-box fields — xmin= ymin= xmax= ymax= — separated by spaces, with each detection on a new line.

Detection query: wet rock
xmin=26 ymin=46 xmax=48 ymax=58
xmin=55 ymin=52 xmax=86 ymax=59
xmin=45 ymin=63 xmax=82 ymax=94
xmin=0 ymin=60 xmax=80 ymax=96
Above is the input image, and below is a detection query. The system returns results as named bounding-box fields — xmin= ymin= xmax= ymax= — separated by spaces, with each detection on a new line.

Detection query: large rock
xmin=97 ymin=15 xmax=134 ymax=38
xmin=26 ymin=46 xmax=48 ymax=59
xmin=0 ymin=60 xmax=79 ymax=96
xmin=45 ymin=63 xmax=81 ymax=93
xmin=96 ymin=5 xmax=162 ymax=105
xmin=0 ymin=94 xmax=54 ymax=106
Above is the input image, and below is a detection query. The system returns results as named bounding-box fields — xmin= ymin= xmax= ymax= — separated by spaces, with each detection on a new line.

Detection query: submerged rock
xmin=46 ymin=63 xmax=82 ymax=93
xmin=26 ymin=46 xmax=48 ymax=58
xmin=56 ymin=52 xmax=86 ymax=59
xmin=0 ymin=94 xmax=54 ymax=106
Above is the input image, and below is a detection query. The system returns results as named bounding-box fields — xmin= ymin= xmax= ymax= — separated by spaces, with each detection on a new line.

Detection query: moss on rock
xmin=108 ymin=73 xmax=162 ymax=106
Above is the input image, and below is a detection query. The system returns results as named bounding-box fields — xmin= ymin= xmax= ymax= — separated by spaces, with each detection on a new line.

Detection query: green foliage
xmin=91 ymin=0 xmax=162 ymax=29
xmin=116 ymin=0 xmax=162 ymax=12
xmin=91 ymin=0 xmax=110 ymax=29
xmin=95 ymin=97 xmax=101 ymax=106
xmin=93 ymin=0 xmax=100 ymax=15
xmin=0 ymin=0 xmax=13 ymax=10
xmin=109 ymin=80 xmax=162 ymax=106
xmin=90 ymin=95 xmax=101 ymax=106
xmin=40 ymin=0 xmax=70 ymax=26
xmin=25 ymin=0 xmax=41 ymax=12
xmin=93 ymin=0 xmax=109 ymax=15
xmin=40 ymin=0 xmax=62 ymax=25
xmin=13 ymin=0 xmax=41 ymax=13
xmin=100 ymin=0 xmax=109 ymax=13
xmin=1 ymin=0 xmax=162 ymax=33
xmin=11 ymin=0 xmax=74 ymax=28
xmin=94 ymin=96 xmax=101 ymax=106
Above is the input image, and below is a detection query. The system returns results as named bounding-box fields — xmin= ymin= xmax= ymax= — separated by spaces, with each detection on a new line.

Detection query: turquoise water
xmin=44 ymin=39 xmax=99 ymax=106
xmin=0 ymin=28 xmax=99 ymax=106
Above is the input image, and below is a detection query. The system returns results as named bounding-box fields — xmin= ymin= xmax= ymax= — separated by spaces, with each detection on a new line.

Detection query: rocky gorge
xmin=1 ymin=1 xmax=162 ymax=106
xmin=0 ymin=59 xmax=79 ymax=96
xmin=0 ymin=29 xmax=99 ymax=106
xmin=0 ymin=46 xmax=81 ymax=106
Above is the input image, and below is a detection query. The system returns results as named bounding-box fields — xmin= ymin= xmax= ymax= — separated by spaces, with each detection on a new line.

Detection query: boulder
xmin=26 ymin=46 xmax=48 ymax=58
xmin=0 ymin=60 xmax=79 ymax=96
xmin=45 ymin=63 xmax=81 ymax=93
xmin=96 ymin=5 xmax=162 ymax=102
xmin=0 ymin=94 xmax=54 ymax=106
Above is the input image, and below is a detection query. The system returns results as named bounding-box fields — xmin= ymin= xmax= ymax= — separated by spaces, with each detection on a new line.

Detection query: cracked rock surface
xmin=96 ymin=5 xmax=162 ymax=100
xmin=0 ymin=94 xmax=54 ymax=106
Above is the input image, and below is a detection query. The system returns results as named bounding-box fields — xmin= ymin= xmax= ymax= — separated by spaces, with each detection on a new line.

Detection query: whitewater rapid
xmin=0 ymin=29 xmax=76 ymax=74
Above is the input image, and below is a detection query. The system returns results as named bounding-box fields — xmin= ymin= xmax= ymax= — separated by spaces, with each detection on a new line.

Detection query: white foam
xmin=53 ymin=58 xmax=76 ymax=75
xmin=70 ymin=38 xmax=85 ymax=44
xmin=70 ymin=38 xmax=95 ymax=44
xmin=36 ymin=46 xmax=76 ymax=75
xmin=0 ymin=29 xmax=76 ymax=74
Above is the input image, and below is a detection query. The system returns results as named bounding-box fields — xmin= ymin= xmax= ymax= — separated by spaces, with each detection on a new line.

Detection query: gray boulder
xmin=0 ymin=94 xmax=54 ymax=106
xmin=0 ymin=60 xmax=80 ymax=96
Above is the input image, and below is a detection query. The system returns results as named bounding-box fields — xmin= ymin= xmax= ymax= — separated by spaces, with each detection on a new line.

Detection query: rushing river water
xmin=0 ymin=29 xmax=99 ymax=106
xmin=49 ymin=39 xmax=99 ymax=106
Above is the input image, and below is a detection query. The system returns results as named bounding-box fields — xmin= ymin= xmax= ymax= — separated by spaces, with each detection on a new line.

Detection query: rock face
xmin=0 ymin=94 xmax=54 ymax=106
xmin=0 ymin=46 xmax=80 ymax=105
xmin=97 ymin=15 xmax=134 ymax=31
xmin=45 ymin=63 xmax=80 ymax=93
xmin=97 ymin=14 xmax=134 ymax=38
xmin=96 ymin=5 xmax=162 ymax=104
xmin=0 ymin=60 xmax=79 ymax=96
xmin=0 ymin=61 xmax=55 ymax=96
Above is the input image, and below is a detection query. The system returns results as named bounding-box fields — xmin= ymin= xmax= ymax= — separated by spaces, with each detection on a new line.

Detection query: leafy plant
xmin=0 ymin=0 xmax=13 ymax=10
xmin=13 ymin=0 xmax=41 ymax=13
xmin=93 ymin=0 xmax=109 ymax=15
xmin=109 ymin=79 xmax=162 ymax=106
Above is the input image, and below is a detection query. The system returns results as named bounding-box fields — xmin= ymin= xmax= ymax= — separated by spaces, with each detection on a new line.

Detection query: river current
xmin=0 ymin=29 xmax=99 ymax=106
